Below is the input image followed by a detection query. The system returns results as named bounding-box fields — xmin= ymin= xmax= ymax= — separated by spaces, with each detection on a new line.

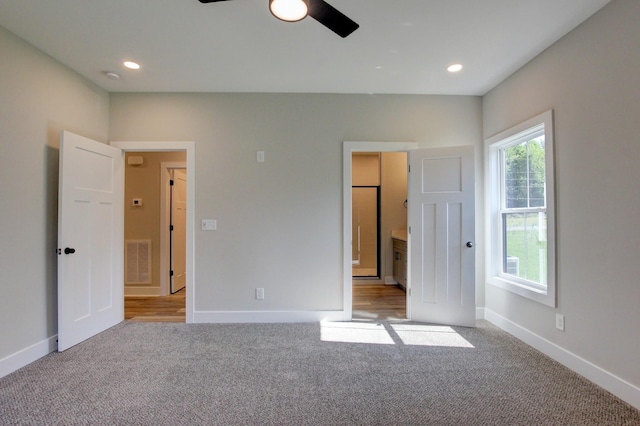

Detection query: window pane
xmin=504 ymin=137 xmax=546 ymax=208
xmin=502 ymin=212 xmax=547 ymax=285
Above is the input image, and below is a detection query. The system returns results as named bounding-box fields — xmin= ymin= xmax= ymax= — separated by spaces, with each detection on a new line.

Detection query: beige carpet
xmin=1 ymin=320 xmax=638 ymax=425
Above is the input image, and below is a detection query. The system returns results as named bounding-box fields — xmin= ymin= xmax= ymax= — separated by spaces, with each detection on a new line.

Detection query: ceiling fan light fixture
xmin=269 ymin=0 xmax=308 ymax=22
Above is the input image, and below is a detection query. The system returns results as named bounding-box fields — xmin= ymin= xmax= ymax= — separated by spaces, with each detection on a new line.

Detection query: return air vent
xmin=125 ymin=240 xmax=151 ymax=284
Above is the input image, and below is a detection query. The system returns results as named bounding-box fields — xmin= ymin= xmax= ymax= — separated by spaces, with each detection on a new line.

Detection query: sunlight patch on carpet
xmin=320 ymin=322 xmax=395 ymax=345
xmin=320 ymin=322 xmax=475 ymax=347
xmin=390 ymin=324 xmax=475 ymax=348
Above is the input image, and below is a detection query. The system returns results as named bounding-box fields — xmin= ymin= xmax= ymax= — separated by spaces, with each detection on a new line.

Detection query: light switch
xmin=201 ymin=219 xmax=217 ymax=231
xmin=257 ymin=150 xmax=265 ymax=163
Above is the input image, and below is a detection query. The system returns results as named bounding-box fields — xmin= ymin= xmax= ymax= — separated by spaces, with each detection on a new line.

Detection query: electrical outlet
xmin=256 ymin=288 xmax=265 ymax=300
xmin=555 ymin=313 xmax=565 ymax=331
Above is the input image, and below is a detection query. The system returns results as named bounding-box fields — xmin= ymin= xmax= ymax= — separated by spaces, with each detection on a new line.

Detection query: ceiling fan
xmin=198 ymin=0 xmax=359 ymax=38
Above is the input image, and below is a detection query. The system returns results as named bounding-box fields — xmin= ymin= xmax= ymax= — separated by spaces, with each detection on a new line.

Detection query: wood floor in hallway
xmin=125 ymin=290 xmax=186 ymax=322
xmin=124 ymin=284 xmax=406 ymax=323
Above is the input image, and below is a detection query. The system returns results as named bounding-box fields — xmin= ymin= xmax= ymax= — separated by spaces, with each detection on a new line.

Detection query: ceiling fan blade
xmin=198 ymin=0 xmax=232 ymax=3
xmin=307 ymin=0 xmax=359 ymax=38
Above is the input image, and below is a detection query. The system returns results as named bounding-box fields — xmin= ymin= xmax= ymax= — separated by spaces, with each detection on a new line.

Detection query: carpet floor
xmin=1 ymin=320 xmax=638 ymax=425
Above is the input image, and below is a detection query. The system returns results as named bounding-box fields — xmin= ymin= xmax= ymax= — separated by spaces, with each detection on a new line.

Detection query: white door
xmin=57 ymin=131 xmax=124 ymax=351
xmin=170 ymin=169 xmax=187 ymax=294
xmin=408 ymin=146 xmax=475 ymax=327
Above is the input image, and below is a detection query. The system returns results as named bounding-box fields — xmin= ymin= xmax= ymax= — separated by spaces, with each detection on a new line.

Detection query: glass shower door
xmin=352 ymin=187 xmax=379 ymax=277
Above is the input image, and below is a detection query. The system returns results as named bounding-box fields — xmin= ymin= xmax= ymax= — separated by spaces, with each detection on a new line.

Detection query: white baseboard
xmin=484 ymin=308 xmax=640 ymax=410
xmin=475 ymin=306 xmax=485 ymax=320
xmin=193 ymin=310 xmax=349 ymax=323
xmin=384 ymin=276 xmax=397 ymax=285
xmin=0 ymin=335 xmax=57 ymax=379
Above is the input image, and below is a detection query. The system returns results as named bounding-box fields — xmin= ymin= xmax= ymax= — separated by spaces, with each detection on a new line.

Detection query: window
xmin=485 ymin=110 xmax=556 ymax=307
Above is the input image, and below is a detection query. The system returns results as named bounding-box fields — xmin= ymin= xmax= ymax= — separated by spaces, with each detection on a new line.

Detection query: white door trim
xmin=160 ymin=162 xmax=187 ymax=296
xmin=343 ymin=141 xmax=419 ymax=320
xmin=111 ymin=141 xmax=195 ymax=323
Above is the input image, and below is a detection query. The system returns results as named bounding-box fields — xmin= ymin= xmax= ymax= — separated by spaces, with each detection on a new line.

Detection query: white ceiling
xmin=0 ymin=0 xmax=611 ymax=95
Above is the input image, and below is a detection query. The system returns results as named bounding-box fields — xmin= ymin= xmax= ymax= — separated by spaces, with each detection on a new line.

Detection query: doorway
xmin=123 ymin=153 xmax=187 ymax=321
xmin=111 ymin=141 xmax=195 ymax=323
xmin=348 ymin=146 xmax=414 ymax=320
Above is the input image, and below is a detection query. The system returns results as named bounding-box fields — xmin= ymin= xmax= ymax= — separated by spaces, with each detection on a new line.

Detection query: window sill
xmin=488 ymin=275 xmax=556 ymax=307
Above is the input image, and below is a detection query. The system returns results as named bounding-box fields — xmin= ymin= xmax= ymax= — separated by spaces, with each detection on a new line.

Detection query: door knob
xmin=64 ymin=247 xmax=76 ymax=254
xmin=466 ymin=242 xmax=474 ymax=248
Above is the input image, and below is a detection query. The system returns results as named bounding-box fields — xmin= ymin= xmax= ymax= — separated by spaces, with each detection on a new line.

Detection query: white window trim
xmin=485 ymin=110 xmax=556 ymax=307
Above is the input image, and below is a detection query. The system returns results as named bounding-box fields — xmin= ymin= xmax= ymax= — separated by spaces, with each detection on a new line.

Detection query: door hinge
xmin=170 ymin=225 xmax=174 ymax=231
xmin=408 ymin=164 xmax=411 ymax=173
xmin=170 ymin=270 xmax=174 ymax=276
xmin=408 ymin=226 xmax=411 ymax=234
xmin=408 ymin=288 xmax=411 ymax=296
xmin=170 ymin=179 xmax=174 ymax=186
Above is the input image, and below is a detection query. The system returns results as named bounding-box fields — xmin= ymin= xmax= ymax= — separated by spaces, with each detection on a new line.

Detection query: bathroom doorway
xmin=350 ymin=150 xmax=408 ymax=319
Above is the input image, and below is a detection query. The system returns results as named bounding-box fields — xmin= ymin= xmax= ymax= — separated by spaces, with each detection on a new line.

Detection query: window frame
xmin=485 ymin=110 xmax=556 ymax=307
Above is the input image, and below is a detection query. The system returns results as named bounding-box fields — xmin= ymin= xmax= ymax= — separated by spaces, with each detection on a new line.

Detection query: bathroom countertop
xmin=391 ymin=229 xmax=408 ymax=242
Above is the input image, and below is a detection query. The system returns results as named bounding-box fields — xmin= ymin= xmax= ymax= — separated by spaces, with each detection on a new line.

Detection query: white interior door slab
xmin=408 ymin=146 xmax=475 ymax=327
xmin=170 ymin=169 xmax=187 ymax=294
xmin=57 ymin=131 xmax=124 ymax=351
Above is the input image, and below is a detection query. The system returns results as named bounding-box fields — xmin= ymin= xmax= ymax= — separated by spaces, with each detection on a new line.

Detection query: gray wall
xmin=483 ymin=0 xmax=640 ymax=389
xmin=3 ymin=0 xmax=637 ymax=403
xmin=0 ymin=26 xmax=110 ymax=360
xmin=109 ymin=93 xmax=483 ymax=313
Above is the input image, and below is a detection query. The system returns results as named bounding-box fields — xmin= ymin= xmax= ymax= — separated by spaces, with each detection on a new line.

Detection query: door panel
xmin=170 ymin=169 xmax=187 ymax=293
xmin=58 ymin=131 xmax=123 ymax=351
xmin=409 ymin=146 xmax=475 ymax=327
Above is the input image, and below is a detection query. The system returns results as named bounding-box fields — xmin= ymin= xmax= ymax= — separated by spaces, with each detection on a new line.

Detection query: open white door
xmin=170 ymin=169 xmax=187 ymax=294
xmin=408 ymin=146 xmax=475 ymax=327
xmin=57 ymin=131 xmax=124 ymax=351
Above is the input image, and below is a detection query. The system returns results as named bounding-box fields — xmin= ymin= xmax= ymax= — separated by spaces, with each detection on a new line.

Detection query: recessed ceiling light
xmin=447 ymin=64 xmax=463 ymax=73
xmin=123 ymin=61 xmax=141 ymax=70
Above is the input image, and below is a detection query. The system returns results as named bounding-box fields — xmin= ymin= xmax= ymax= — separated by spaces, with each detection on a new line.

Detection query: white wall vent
xmin=125 ymin=239 xmax=152 ymax=284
